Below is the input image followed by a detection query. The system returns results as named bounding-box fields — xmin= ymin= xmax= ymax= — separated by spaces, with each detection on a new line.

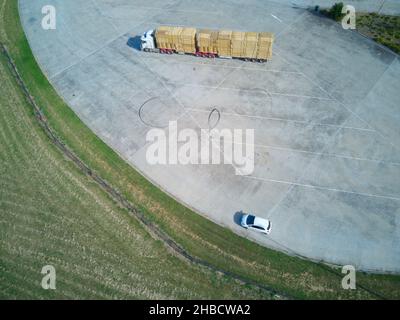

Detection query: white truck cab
xmin=140 ymin=30 xmax=156 ymax=51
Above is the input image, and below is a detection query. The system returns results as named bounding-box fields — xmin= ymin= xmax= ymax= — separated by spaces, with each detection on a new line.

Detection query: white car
xmin=240 ymin=214 xmax=271 ymax=235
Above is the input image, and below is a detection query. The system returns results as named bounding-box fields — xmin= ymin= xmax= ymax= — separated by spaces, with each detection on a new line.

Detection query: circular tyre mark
xmin=208 ymin=107 xmax=221 ymax=130
xmin=138 ymin=97 xmax=178 ymax=129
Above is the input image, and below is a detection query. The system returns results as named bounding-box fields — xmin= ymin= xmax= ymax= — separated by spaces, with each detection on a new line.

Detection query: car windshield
xmin=246 ymin=215 xmax=255 ymax=225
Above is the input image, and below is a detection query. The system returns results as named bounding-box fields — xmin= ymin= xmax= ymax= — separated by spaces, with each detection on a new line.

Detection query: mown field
xmin=1 ymin=0 xmax=399 ymax=299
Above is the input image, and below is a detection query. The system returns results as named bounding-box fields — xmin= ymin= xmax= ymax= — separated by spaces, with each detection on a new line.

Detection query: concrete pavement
xmin=19 ymin=0 xmax=400 ymax=272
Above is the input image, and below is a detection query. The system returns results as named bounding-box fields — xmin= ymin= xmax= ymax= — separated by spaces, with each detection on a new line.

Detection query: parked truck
xmin=140 ymin=26 xmax=274 ymax=62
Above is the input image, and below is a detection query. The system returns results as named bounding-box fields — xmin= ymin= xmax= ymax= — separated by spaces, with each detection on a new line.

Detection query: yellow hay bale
xmin=217 ymin=30 xmax=232 ymax=56
xmin=197 ymin=29 xmax=218 ymax=53
xmin=155 ymin=26 xmax=172 ymax=49
xmin=231 ymin=31 xmax=246 ymax=58
xmin=256 ymin=32 xmax=274 ymax=60
xmin=258 ymin=32 xmax=274 ymax=45
xmin=171 ymin=26 xmax=183 ymax=51
xmin=179 ymin=27 xmax=196 ymax=53
xmin=155 ymin=26 xmax=274 ymax=59
xmin=244 ymin=32 xmax=259 ymax=59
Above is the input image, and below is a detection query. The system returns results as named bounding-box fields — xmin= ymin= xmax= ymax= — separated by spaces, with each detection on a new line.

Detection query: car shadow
xmin=233 ymin=211 xmax=244 ymax=226
xmin=127 ymin=36 xmax=141 ymax=51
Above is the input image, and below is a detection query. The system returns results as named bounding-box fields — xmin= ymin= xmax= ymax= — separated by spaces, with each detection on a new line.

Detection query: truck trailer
xmin=140 ymin=26 xmax=274 ymax=62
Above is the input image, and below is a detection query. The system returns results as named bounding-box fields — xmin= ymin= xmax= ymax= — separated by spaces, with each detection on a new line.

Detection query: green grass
xmin=320 ymin=4 xmax=400 ymax=54
xmin=357 ymin=13 xmax=400 ymax=54
xmin=1 ymin=0 xmax=400 ymax=299
xmin=320 ymin=2 xmax=345 ymax=22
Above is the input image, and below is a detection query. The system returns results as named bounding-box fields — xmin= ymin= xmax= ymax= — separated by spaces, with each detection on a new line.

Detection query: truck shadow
xmin=127 ymin=36 xmax=141 ymax=51
xmin=233 ymin=211 xmax=244 ymax=226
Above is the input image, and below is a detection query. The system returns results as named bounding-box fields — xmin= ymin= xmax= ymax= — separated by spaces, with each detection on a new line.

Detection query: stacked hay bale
xmin=155 ymin=26 xmax=175 ymax=50
xmin=171 ymin=26 xmax=183 ymax=51
xmin=156 ymin=26 xmax=182 ymax=50
xmin=196 ymin=29 xmax=218 ymax=54
xmin=244 ymin=32 xmax=259 ymax=59
xmin=257 ymin=32 xmax=274 ymax=60
xmin=231 ymin=31 xmax=246 ymax=58
xmin=156 ymin=26 xmax=194 ymax=52
xmin=217 ymin=30 xmax=233 ymax=57
xmin=180 ymin=27 xmax=197 ymax=53
xmin=155 ymin=26 xmax=274 ymax=60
